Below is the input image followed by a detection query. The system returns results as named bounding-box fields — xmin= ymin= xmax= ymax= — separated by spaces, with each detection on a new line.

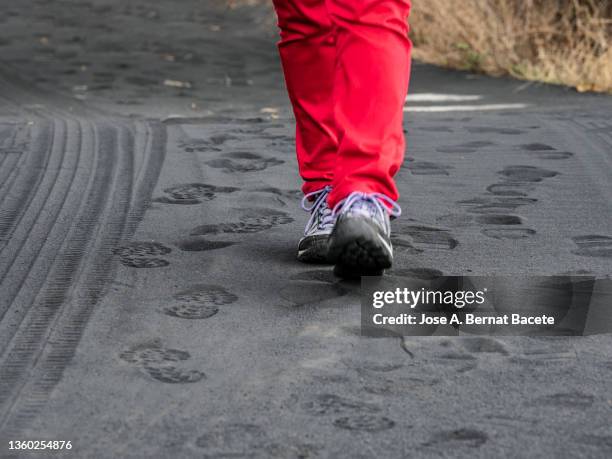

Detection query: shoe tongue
xmin=350 ymin=199 xmax=377 ymax=217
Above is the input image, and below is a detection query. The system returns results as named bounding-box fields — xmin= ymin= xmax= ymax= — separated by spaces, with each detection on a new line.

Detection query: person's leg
xmin=272 ymin=0 xmax=337 ymax=195
xmin=272 ymin=0 xmax=338 ymax=263
xmin=326 ymin=0 xmax=412 ymax=208
xmin=326 ymin=0 xmax=412 ymax=277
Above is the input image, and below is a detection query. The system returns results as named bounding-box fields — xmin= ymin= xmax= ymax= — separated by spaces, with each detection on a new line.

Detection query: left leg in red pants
xmin=273 ymin=1 xmax=339 ymax=263
xmin=326 ymin=0 xmax=412 ymax=208
xmin=272 ymin=0 xmax=338 ymax=196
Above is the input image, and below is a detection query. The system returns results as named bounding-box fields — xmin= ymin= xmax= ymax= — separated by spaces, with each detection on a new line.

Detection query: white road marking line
xmin=404 ymin=103 xmax=529 ymax=113
xmin=406 ymin=93 xmax=483 ymax=102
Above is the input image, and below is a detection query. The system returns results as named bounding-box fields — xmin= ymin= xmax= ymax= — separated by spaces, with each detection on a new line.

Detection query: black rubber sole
xmin=297 ymin=234 xmax=332 ymax=264
xmin=328 ymin=216 xmax=392 ymax=279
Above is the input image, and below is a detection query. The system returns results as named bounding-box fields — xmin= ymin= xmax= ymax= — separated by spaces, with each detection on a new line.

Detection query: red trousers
xmin=272 ymin=0 xmax=412 ymax=208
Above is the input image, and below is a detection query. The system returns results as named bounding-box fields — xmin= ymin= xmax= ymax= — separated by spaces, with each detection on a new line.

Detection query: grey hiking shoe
xmin=297 ymin=186 xmax=336 ymax=263
xmin=327 ymin=192 xmax=401 ymax=278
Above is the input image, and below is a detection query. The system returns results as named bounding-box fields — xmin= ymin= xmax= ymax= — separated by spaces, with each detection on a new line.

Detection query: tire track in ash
xmin=0 ymin=120 xmax=54 ymax=247
xmin=0 ymin=72 xmax=167 ymax=438
xmin=0 ymin=119 xmax=74 ymax=329
xmin=0 ymin=122 xmax=29 ymax=198
xmin=0 ymin=118 xmax=115 ymax=435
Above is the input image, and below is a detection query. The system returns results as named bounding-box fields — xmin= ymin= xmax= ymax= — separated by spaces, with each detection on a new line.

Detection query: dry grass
xmin=410 ymin=0 xmax=612 ymax=93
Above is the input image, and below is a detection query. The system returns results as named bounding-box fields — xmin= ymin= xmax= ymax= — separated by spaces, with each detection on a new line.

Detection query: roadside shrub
xmin=410 ymin=0 xmax=612 ymax=92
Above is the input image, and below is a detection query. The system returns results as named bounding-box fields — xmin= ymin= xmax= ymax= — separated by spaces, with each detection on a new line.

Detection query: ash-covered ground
xmin=1 ymin=1 xmax=611 ymax=457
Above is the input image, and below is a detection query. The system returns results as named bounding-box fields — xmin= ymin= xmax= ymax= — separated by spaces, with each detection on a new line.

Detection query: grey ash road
xmin=1 ymin=1 xmax=612 ymax=458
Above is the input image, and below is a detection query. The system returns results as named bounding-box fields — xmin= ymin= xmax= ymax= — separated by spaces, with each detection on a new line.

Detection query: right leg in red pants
xmin=273 ymin=0 xmax=338 ymax=263
xmin=272 ymin=0 xmax=337 ymax=195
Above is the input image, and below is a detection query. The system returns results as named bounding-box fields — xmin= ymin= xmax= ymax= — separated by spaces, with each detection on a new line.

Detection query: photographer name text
xmin=372 ymin=313 xmax=555 ymax=326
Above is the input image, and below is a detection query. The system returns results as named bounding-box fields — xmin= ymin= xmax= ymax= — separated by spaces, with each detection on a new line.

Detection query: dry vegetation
xmin=410 ymin=0 xmax=612 ymax=92
xmin=229 ymin=0 xmax=612 ymax=93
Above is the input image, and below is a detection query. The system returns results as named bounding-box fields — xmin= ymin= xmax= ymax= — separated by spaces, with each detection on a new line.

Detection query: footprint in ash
xmin=407 ymin=160 xmax=453 ymax=176
xmin=457 ymin=196 xmax=537 ymax=214
xmin=119 ymin=340 xmax=205 ymax=383
xmin=476 ymin=215 xmax=523 ymax=225
xmin=535 ymin=151 xmax=574 ymax=160
xmin=418 ymin=125 xmax=453 ymax=133
xmin=518 ymin=143 xmax=574 ymax=160
xmin=154 ymin=183 xmax=239 ymax=205
xmin=421 ymin=428 xmax=488 ymax=450
xmin=464 ymin=163 xmax=558 ymax=239
xmin=191 ymin=208 xmax=293 ymax=235
xmin=572 ymin=235 xmax=612 ymax=258
xmin=486 ymin=182 xmax=535 ymax=197
xmin=176 ymin=237 xmax=235 ymax=252
xmin=302 ymin=393 xmax=396 ymax=432
xmin=498 ymin=165 xmax=559 ymax=182
xmin=476 ymin=214 xmax=537 ymax=240
xmin=436 ymin=141 xmax=495 ymax=154
xmin=482 ymin=228 xmax=536 ymax=240
xmin=395 ymin=225 xmax=458 ymax=251
xmin=534 ymin=391 xmax=595 ymax=409
xmin=303 ymin=394 xmax=375 ymax=418
xmin=140 ymin=366 xmax=205 ymax=384
xmin=261 ymin=134 xmax=295 ymax=149
xmin=333 ymin=415 xmax=396 ymax=432
xmin=113 ymin=241 xmax=172 ymax=268
xmin=466 ymin=126 xmax=525 ymax=135
xmin=161 ymin=284 xmax=238 ymax=320
xmin=519 ymin=142 xmax=556 ymax=151
xmin=206 ymin=133 xmax=239 ymax=146
xmin=206 ymin=151 xmax=283 ymax=173
xmin=178 ymin=139 xmax=222 ymax=153
xmin=119 ymin=341 xmax=190 ymax=365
